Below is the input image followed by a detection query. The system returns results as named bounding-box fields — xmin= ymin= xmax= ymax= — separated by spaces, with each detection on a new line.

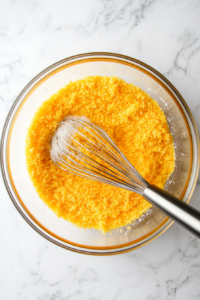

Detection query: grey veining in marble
xmin=0 ymin=0 xmax=200 ymax=299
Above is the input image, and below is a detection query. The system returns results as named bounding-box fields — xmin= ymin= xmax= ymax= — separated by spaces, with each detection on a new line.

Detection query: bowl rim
xmin=1 ymin=52 xmax=199 ymax=255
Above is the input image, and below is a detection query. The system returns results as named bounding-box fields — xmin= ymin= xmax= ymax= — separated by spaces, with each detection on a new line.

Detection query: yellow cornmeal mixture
xmin=26 ymin=76 xmax=175 ymax=233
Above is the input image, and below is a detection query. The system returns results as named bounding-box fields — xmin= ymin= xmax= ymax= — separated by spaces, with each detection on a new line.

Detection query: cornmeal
xmin=26 ymin=76 xmax=175 ymax=233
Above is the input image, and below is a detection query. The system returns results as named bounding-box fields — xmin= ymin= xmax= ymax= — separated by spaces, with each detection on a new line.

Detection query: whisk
xmin=50 ymin=118 xmax=200 ymax=237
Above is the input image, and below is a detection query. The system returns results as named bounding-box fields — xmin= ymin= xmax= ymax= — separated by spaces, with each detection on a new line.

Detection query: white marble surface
xmin=0 ymin=0 xmax=200 ymax=299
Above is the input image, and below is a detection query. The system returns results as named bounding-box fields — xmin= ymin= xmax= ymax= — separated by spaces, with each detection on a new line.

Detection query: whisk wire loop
xmin=50 ymin=118 xmax=149 ymax=194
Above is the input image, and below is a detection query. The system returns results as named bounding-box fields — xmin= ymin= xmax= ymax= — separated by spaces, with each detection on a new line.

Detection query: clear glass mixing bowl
xmin=1 ymin=53 xmax=199 ymax=255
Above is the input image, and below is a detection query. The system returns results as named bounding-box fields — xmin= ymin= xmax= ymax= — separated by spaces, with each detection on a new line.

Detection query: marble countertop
xmin=1 ymin=0 xmax=200 ymax=299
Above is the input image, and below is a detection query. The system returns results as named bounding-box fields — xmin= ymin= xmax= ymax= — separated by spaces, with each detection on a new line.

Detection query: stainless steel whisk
xmin=50 ymin=118 xmax=200 ymax=237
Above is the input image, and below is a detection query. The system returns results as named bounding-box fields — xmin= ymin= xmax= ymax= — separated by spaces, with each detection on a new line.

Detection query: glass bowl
xmin=1 ymin=53 xmax=199 ymax=255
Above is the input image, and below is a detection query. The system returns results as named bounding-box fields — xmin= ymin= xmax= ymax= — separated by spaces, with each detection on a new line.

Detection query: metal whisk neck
xmin=50 ymin=118 xmax=149 ymax=195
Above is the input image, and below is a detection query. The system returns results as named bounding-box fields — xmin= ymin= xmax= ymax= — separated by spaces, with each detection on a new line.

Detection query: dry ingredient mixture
xmin=26 ymin=76 xmax=175 ymax=233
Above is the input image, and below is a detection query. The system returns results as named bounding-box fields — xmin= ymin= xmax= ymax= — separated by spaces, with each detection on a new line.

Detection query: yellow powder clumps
xmin=26 ymin=76 xmax=175 ymax=233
